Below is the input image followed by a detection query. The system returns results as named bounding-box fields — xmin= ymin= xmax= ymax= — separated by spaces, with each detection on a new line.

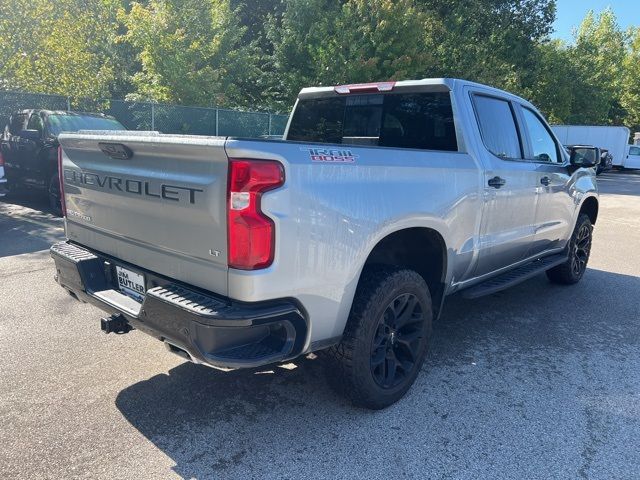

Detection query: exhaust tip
xmin=164 ymin=342 xmax=192 ymax=361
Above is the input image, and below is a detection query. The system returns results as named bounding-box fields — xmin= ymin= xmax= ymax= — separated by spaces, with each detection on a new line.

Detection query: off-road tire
xmin=546 ymin=213 xmax=593 ymax=285
xmin=326 ymin=266 xmax=432 ymax=409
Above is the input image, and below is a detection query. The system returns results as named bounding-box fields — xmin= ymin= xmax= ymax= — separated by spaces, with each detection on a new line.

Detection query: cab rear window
xmin=287 ymin=92 xmax=458 ymax=151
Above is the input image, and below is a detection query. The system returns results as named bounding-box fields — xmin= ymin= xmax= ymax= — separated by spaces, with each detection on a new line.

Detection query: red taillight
xmin=227 ymin=159 xmax=284 ymax=270
xmin=334 ymin=81 xmax=396 ymax=94
xmin=58 ymin=146 xmax=67 ymax=217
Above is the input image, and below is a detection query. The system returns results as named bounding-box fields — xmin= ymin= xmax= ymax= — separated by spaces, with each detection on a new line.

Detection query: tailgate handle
xmin=99 ymin=142 xmax=133 ymax=160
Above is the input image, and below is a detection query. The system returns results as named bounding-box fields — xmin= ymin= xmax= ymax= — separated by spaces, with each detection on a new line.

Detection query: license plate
xmin=116 ymin=266 xmax=146 ymax=302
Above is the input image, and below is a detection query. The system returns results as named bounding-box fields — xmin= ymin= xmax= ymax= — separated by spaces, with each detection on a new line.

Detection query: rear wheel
xmin=326 ymin=267 xmax=432 ymax=409
xmin=546 ymin=213 xmax=593 ymax=284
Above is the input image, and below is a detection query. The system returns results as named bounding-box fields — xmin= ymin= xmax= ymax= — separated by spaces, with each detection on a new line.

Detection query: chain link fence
xmin=0 ymin=90 xmax=289 ymax=138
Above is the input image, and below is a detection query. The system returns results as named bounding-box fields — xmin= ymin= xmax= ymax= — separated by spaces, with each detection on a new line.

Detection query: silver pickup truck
xmin=51 ymin=78 xmax=599 ymax=409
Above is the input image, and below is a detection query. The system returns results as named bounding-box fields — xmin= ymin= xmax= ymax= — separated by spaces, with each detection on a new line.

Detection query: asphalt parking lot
xmin=1 ymin=171 xmax=640 ymax=479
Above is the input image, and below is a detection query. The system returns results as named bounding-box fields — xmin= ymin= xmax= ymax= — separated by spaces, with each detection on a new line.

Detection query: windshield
xmin=46 ymin=114 xmax=124 ymax=136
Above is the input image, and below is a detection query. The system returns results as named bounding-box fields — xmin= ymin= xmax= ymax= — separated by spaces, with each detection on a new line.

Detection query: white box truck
xmin=551 ymin=125 xmax=633 ymax=169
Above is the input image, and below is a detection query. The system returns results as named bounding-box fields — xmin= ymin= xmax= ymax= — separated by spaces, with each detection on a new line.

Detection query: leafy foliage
xmin=265 ymin=0 xmax=438 ymax=109
xmin=0 ymin=0 xmax=120 ymax=100
xmin=622 ymin=28 xmax=640 ymax=131
xmin=567 ymin=9 xmax=628 ymax=124
xmin=120 ymin=0 xmax=260 ymax=107
xmin=1 ymin=0 xmax=639 ymax=131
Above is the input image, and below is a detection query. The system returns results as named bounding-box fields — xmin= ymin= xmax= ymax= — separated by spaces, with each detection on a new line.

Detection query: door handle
xmin=540 ymin=176 xmax=551 ymax=186
xmin=487 ymin=176 xmax=506 ymax=189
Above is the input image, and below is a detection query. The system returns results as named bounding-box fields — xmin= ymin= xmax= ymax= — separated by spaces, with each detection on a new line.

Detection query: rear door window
xmin=287 ymin=92 xmax=458 ymax=151
xmin=472 ymin=95 xmax=522 ymax=159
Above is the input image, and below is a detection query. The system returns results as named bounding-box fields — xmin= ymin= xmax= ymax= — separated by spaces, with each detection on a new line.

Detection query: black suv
xmin=0 ymin=110 xmax=125 ymax=214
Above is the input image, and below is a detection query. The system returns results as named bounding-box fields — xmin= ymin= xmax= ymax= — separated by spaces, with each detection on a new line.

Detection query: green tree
xmin=317 ymin=0 xmax=438 ymax=84
xmin=120 ymin=0 xmax=259 ymax=108
xmin=417 ymin=0 xmax=556 ymax=92
xmin=567 ymin=9 xmax=627 ymax=124
xmin=622 ymin=27 xmax=640 ymax=131
xmin=0 ymin=0 xmax=120 ymax=99
xmin=264 ymin=0 xmax=341 ymax=110
xmin=264 ymin=0 xmax=559 ymax=110
xmin=266 ymin=0 xmax=439 ymax=110
xmin=523 ymin=40 xmax=576 ymax=123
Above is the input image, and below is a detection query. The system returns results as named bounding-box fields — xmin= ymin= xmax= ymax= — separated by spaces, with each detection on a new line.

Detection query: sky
xmin=553 ymin=0 xmax=640 ymax=41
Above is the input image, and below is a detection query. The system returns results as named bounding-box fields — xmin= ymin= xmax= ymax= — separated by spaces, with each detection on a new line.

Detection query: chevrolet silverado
xmin=50 ymin=78 xmax=599 ymax=409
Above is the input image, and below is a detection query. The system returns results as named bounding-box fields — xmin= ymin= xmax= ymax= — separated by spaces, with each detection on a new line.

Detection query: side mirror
xmin=20 ymin=129 xmax=41 ymax=141
xmin=569 ymin=146 xmax=600 ymax=168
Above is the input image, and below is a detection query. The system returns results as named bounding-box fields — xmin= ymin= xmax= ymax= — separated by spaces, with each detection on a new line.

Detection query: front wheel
xmin=546 ymin=213 xmax=593 ymax=284
xmin=326 ymin=267 xmax=432 ymax=409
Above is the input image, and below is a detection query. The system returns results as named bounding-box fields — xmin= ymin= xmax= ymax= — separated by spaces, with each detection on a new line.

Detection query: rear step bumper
xmin=50 ymin=241 xmax=307 ymax=369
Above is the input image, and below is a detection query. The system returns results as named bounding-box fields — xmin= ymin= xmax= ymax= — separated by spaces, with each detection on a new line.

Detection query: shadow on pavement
xmin=597 ymin=170 xmax=640 ymax=196
xmin=0 ymin=188 xmax=54 ymax=213
xmin=115 ymin=267 xmax=640 ymax=479
xmin=0 ymin=191 xmax=63 ymax=257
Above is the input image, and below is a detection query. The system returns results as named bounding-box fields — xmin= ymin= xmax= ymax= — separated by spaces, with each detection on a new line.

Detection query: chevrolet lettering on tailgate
xmin=63 ymin=169 xmax=204 ymax=204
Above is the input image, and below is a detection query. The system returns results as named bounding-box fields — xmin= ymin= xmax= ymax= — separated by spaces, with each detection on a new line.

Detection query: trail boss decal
xmin=301 ymin=147 xmax=358 ymax=163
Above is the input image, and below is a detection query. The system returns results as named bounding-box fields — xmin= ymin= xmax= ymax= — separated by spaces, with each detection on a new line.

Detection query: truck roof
xmin=298 ymin=78 xmax=534 ymax=108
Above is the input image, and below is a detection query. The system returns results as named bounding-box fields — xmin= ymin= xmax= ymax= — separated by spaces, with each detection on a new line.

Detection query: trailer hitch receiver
xmin=100 ymin=314 xmax=133 ymax=334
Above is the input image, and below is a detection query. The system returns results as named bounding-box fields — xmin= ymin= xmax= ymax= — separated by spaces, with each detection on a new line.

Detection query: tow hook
xmin=100 ymin=314 xmax=133 ymax=334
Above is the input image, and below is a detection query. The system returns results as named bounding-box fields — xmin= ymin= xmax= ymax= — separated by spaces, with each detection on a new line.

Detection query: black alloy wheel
xmin=327 ymin=267 xmax=432 ymax=409
xmin=547 ymin=213 xmax=593 ymax=285
xmin=571 ymin=222 xmax=592 ymax=278
xmin=370 ymin=293 xmax=425 ymax=389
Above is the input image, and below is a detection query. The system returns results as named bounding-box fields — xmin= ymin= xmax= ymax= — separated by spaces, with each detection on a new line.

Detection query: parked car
xmin=0 ymin=110 xmax=125 ymax=213
xmin=51 ymin=78 xmax=599 ymax=409
xmin=598 ymin=148 xmax=613 ymax=174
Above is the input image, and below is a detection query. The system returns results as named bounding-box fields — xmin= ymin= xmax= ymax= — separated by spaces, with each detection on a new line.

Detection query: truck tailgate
xmin=58 ymin=132 xmax=229 ymax=296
